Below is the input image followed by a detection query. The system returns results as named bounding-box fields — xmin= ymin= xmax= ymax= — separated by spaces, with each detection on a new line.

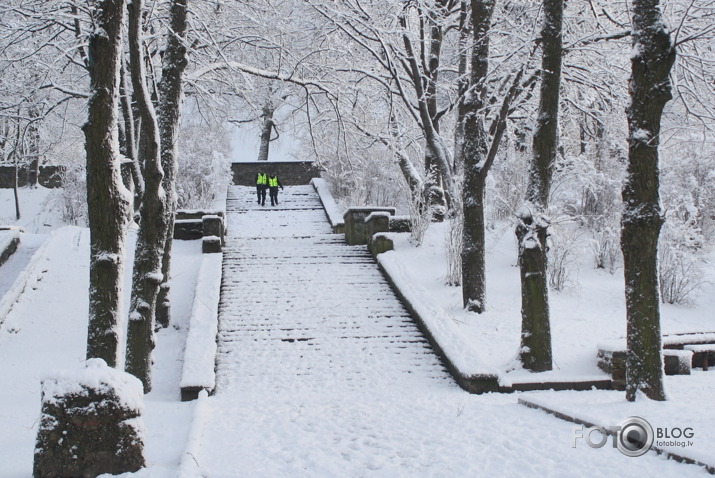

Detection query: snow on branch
xmin=186 ymin=61 xmax=334 ymax=98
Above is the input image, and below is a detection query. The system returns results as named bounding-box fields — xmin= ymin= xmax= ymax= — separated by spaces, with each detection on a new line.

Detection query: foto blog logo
xmin=573 ymin=417 xmax=655 ymax=457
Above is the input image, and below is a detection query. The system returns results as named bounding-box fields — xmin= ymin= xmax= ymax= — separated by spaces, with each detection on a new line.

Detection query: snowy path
xmin=183 ymin=186 xmax=708 ymax=478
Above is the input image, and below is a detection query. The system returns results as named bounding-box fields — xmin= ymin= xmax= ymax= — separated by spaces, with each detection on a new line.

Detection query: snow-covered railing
xmin=377 ymin=252 xmax=501 ymax=393
xmin=310 ymin=178 xmax=344 ymax=233
xmin=179 ymin=252 xmax=223 ymax=401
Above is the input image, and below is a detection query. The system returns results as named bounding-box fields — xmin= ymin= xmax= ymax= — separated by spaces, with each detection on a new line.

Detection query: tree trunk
xmin=84 ymin=0 xmax=130 ymax=368
xmin=423 ymin=0 xmax=447 ymax=211
xmin=460 ymin=0 xmax=495 ymax=312
xmin=156 ymin=0 xmax=189 ymax=329
xmin=452 ymin=0 xmax=470 ymax=178
xmin=398 ymin=10 xmax=454 ymax=216
xmin=516 ymin=217 xmax=551 ymax=371
xmin=517 ymin=0 xmax=563 ymax=372
xmin=125 ymin=0 xmax=167 ymax=392
xmin=119 ymin=58 xmax=144 ymax=213
xmin=462 ymin=171 xmax=486 ymax=311
xmin=28 ymin=105 xmax=41 ymax=188
xmin=622 ymin=0 xmax=675 ymax=402
xmin=13 ymin=158 xmax=20 ymax=220
xmin=256 ymin=103 xmax=275 ymax=162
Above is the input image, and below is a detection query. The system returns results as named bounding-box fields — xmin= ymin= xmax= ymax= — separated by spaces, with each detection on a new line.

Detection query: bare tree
xmin=460 ymin=0 xmax=497 ymax=313
xmin=622 ymin=0 xmax=676 ymax=402
xmin=84 ymin=0 xmax=131 ymax=366
xmin=517 ymin=0 xmax=565 ymax=372
xmin=125 ymin=0 xmax=168 ymax=392
xmin=461 ymin=0 xmax=538 ymax=312
xmin=156 ymin=0 xmax=190 ymax=328
xmin=307 ymin=0 xmax=461 ymax=214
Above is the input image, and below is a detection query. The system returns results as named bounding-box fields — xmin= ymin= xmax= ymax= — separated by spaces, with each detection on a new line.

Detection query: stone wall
xmin=231 ymin=161 xmax=322 ymax=186
xmin=0 ymin=165 xmax=65 ymax=188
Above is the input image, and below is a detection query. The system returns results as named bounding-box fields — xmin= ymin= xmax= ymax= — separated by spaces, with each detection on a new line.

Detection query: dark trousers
xmin=256 ymin=185 xmax=267 ymax=205
xmin=269 ymin=186 xmax=279 ymax=205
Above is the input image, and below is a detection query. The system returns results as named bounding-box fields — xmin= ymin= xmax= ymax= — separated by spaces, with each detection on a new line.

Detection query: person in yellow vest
xmin=267 ymin=172 xmax=284 ymax=206
xmin=255 ymin=170 xmax=268 ymax=206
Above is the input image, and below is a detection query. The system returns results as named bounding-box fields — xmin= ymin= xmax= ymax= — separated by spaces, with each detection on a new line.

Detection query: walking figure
xmin=256 ymin=170 xmax=267 ymax=206
xmin=268 ymin=172 xmax=284 ymax=206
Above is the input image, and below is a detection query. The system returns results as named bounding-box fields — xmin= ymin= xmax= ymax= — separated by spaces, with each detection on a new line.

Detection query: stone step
xmin=213 ymin=185 xmax=449 ymax=394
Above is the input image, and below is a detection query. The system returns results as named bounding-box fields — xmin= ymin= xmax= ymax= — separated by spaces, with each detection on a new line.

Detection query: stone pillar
xmin=343 ymin=207 xmax=396 ymax=245
xmin=365 ymin=212 xmax=390 ymax=237
xmin=202 ymin=236 xmax=222 ymax=253
xmin=202 ymin=214 xmax=224 ymax=245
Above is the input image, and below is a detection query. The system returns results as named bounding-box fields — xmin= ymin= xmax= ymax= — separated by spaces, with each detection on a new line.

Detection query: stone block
xmin=597 ymin=348 xmax=626 ymax=391
xmin=343 ymin=207 xmax=396 ymax=245
xmin=365 ymin=212 xmax=390 ymax=237
xmin=174 ymin=219 xmax=203 ymax=240
xmin=202 ymin=215 xmax=224 ymax=245
xmin=368 ymin=233 xmax=394 ymax=258
xmin=202 ymin=236 xmax=222 ymax=253
xmin=664 ymin=349 xmax=692 ymax=375
xmin=176 ymin=209 xmax=225 ymax=222
xmin=33 ymin=359 xmax=145 ymax=478
xmin=389 ymin=216 xmax=412 ymax=233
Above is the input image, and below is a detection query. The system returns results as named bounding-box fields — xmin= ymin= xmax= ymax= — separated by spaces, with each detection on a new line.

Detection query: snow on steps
xmin=213 ymin=185 xmax=451 ymax=395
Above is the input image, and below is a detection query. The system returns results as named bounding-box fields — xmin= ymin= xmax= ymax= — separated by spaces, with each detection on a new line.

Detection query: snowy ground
xmin=382 ymin=222 xmax=715 ymax=382
xmin=0 ymin=186 xmax=713 ymax=477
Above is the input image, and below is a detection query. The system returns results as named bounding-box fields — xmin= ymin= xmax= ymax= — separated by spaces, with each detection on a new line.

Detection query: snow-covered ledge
xmin=0 ymin=228 xmax=49 ymax=326
xmin=377 ymin=246 xmax=501 ymax=393
xmin=310 ymin=178 xmax=344 ymax=233
xmin=180 ymin=252 xmax=223 ymax=401
xmin=0 ymin=228 xmax=20 ymax=267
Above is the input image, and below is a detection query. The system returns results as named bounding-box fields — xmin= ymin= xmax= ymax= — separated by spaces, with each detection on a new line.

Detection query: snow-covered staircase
xmin=214 ymin=185 xmax=450 ymax=395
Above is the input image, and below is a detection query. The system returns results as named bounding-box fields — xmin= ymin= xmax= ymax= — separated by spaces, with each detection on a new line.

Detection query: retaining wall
xmin=231 ymin=161 xmax=322 ymax=186
xmin=0 ymin=165 xmax=65 ymax=188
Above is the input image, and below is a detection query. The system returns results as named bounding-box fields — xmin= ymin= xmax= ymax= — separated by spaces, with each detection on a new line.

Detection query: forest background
xmin=1 ymin=0 xmax=714 ymax=398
